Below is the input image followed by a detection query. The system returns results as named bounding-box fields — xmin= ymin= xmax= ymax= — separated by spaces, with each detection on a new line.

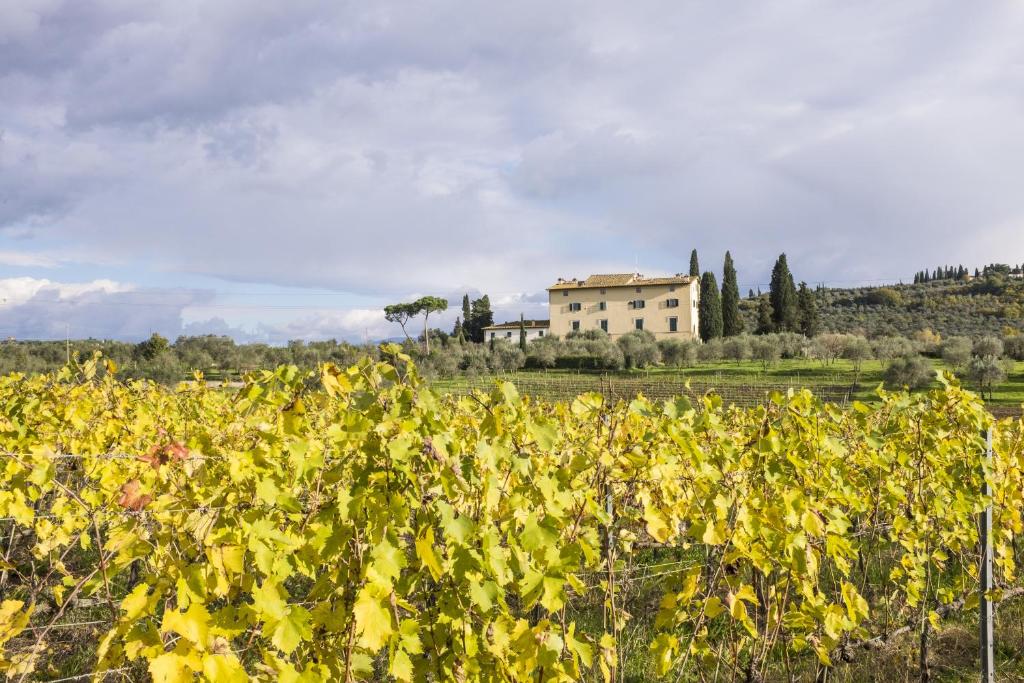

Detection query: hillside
xmin=740 ymin=274 xmax=1024 ymax=338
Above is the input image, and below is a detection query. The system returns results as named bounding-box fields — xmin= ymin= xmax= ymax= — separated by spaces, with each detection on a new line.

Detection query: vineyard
xmin=0 ymin=348 xmax=1023 ymax=681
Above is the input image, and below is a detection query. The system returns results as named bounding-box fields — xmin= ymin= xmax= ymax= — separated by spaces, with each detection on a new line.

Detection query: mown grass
xmin=430 ymin=360 xmax=1024 ymax=411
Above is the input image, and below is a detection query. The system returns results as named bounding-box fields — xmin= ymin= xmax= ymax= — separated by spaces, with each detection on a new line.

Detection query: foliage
xmin=769 ymin=253 xmax=799 ymax=332
xmin=967 ymin=355 xmax=1011 ymax=400
xmin=940 ymin=336 xmax=973 ymax=369
xmin=721 ymin=251 xmax=743 ymax=337
xmin=884 ymin=355 xmax=935 ymax=390
xmin=798 ymin=282 xmax=819 ymax=337
xmin=616 ymin=329 xmax=661 ymax=369
xmin=698 ymin=272 xmax=723 ymax=342
xmin=0 ymin=355 xmax=1020 ymax=683
xmin=689 ymin=249 xmax=700 ymax=277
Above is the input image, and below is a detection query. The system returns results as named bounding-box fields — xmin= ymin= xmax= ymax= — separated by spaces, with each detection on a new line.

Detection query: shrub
xmin=871 ymin=336 xmax=916 ymax=361
xmin=884 ymin=355 xmax=934 ymax=390
xmin=617 ymin=330 xmax=661 ymax=369
xmin=1005 ymin=335 xmax=1024 ymax=361
xmin=750 ymin=337 xmax=781 ymax=370
xmin=973 ymin=336 xmax=1004 ymax=359
xmin=913 ymin=328 xmax=942 ymax=355
xmin=658 ymin=339 xmax=697 ymax=367
xmin=939 ymin=336 xmax=973 ymax=369
xmin=841 ymin=337 xmax=873 ymax=380
xmin=722 ymin=336 xmax=752 ymax=362
xmin=967 ymin=356 xmax=1010 ymax=399
xmin=524 ymin=336 xmax=561 ymax=369
xmin=697 ymin=339 xmax=723 ymax=362
xmin=862 ymin=288 xmax=903 ymax=306
xmin=810 ymin=333 xmax=848 ymax=365
xmin=489 ymin=341 xmax=526 ymax=373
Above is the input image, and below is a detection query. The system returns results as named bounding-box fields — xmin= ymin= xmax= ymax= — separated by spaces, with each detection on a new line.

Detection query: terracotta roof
xmin=482 ymin=319 xmax=550 ymax=331
xmin=547 ymin=273 xmax=695 ymax=291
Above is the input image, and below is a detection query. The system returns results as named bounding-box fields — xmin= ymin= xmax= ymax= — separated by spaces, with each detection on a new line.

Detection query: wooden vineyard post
xmin=980 ymin=427 xmax=994 ymax=683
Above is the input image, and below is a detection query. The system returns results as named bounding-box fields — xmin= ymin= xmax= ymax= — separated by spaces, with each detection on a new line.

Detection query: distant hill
xmin=740 ymin=274 xmax=1024 ymax=338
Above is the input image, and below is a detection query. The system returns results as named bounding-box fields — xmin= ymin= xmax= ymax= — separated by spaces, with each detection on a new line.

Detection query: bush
xmin=884 ymin=355 xmax=934 ymax=390
xmin=658 ymin=339 xmax=697 ymax=367
xmin=841 ymin=337 xmax=873 ymax=380
xmin=617 ymin=330 xmax=661 ymax=369
xmin=862 ymin=288 xmax=903 ymax=306
xmin=939 ymin=336 xmax=972 ymax=369
xmin=871 ymin=336 xmax=916 ymax=361
xmin=1005 ymin=335 xmax=1024 ymax=361
xmin=973 ymin=336 xmax=1004 ymax=359
xmin=967 ymin=355 xmax=1010 ymax=399
xmin=489 ymin=341 xmax=525 ymax=373
xmin=524 ymin=336 xmax=561 ymax=369
xmin=750 ymin=337 xmax=781 ymax=370
xmin=810 ymin=333 xmax=848 ymax=365
xmin=722 ymin=336 xmax=752 ymax=362
xmin=697 ymin=338 xmax=723 ymax=362
xmin=913 ymin=328 xmax=942 ymax=355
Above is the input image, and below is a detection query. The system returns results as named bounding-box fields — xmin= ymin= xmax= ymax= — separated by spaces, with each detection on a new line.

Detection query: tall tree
xmin=698 ymin=271 xmax=723 ymax=342
xmin=467 ymin=295 xmax=494 ymax=343
xmin=461 ymin=294 xmax=471 ymax=327
xmin=452 ymin=317 xmax=464 ymax=342
xmin=384 ymin=302 xmax=419 ymax=343
xmin=797 ymin=282 xmax=818 ymax=337
xmin=519 ymin=313 xmax=527 ymax=352
xmin=414 ymin=296 xmax=448 ymax=354
xmin=755 ymin=297 xmax=774 ymax=335
xmin=689 ymin=249 xmax=700 ymax=277
xmin=721 ymin=251 xmax=743 ymax=336
xmin=769 ymin=253 xmax=798 ymax=332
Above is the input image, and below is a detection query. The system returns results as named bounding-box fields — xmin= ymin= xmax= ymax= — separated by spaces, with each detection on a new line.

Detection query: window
xmin=669 ymin=285 xmax=676 ymax=292
xmin=669 ymin=317 xmax=678 ymax=332
xmin=635 ymin=287 xmax=642 ymax=293
xmin=506 ymin=331 xmax=512 ymax=338
xmin=600 ymin=288 xmax=606 ymax=295
xmin=563 ymin=290 xmax=569 ymax=297
xmin=628 ymin=299 xmax=645 ymax=309
xmin=569 ymin=302 xmax=582 ymax=312
xmin=538 ymin=330 xmax=544 ymax=337
xmin=599 ymin=319 xmax=608 ymax=332
xmin=693 ymin=300 xmax=697 ymax=308
xmin=666 ymin=298 xmax=679 ymax=308
xmin=489 ymin=332 xmax=495 ymax=340
xmin=572 ymin=321 xmax=580 ymax=331
xmin=598 ymin=301 xmax=607 ymax=311
xmin=635 ymin=319 xmax=644 ymax=330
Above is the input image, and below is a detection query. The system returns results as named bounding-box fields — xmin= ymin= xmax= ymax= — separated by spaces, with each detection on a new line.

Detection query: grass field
xmin=429 ymin=359 xmax=1024 ymax=412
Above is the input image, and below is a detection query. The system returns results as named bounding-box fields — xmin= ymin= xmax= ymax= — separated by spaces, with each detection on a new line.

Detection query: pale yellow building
xmin=548 ymin=273 xmax=700 ymax=340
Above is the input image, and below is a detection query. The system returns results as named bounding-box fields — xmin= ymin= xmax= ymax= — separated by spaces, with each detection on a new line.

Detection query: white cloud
xmin=0 ymin=0 xmax=1022 ymax=330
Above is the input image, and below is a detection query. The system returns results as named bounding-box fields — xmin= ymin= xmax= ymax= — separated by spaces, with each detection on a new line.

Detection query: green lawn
xmin=429 ymin=359 xmax=1024 ymax=411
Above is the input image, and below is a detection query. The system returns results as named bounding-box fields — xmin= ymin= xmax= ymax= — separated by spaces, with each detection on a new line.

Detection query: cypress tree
xmin=769 ymin=253 xmax=798 ymax=332
xmin=698 ymin=271 xmax=723 ymax=342
xmin=452 ymin=317 xmax=464 ymax=341
xmin=797 ymin=282 xmax=818 ymax=337
xmin=748 ymin=289 xmax=756 ymax=300
xmin=461 ymin=294 xmax=473 ymax=341
xmin=721 ymin=251 xmax=743 ymax=336
xmin=519 ymin=314 xmax=527 ymax=352
xmin=689 ymin=249 xmax=700 ymax=277
xmin=755 ymin=297 xmax=774 ymax=335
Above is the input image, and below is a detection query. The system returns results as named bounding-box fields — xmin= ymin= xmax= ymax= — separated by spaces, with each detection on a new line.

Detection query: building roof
xmin=547 ymin=273 xmax=695 ymax=291
xmin=482 ymin=319 xmax=550 ymax=331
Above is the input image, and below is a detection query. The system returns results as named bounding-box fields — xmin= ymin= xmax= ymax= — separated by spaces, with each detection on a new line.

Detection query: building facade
xmin=483 ymin=319 xmax=550 ymax=342
xmin=548 ymin=273 xmax=700 ymax=341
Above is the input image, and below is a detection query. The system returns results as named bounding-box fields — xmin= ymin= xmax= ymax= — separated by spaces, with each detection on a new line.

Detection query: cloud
xmin=0 ymin=277 xmax=212 ymax=341
xmin=1 ymin=1 xmax=1023 ymax=314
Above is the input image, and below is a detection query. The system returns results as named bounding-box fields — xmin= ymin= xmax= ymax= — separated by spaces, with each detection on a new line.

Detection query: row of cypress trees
xmin=692 ymin=250 xmax=817 ymax=343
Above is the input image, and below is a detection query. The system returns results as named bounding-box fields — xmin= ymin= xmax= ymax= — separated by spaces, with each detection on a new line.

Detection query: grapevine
xmin=0 ymin=348 xmax=1021 ymax=681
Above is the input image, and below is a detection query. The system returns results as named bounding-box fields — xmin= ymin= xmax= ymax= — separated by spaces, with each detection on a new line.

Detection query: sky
xmin=2 ymin=1 xmax=1023 ymax=343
